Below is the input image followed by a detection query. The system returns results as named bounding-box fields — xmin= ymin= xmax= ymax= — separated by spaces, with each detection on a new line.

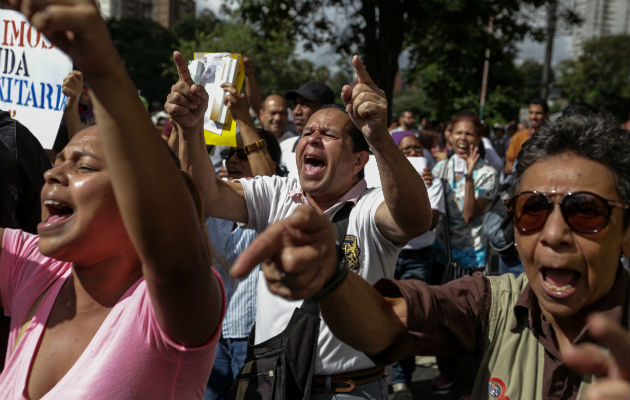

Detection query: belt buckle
xmin=332 ymin=378 xmax=356 ymax=393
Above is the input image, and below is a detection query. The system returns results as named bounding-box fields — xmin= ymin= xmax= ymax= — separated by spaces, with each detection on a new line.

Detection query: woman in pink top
xmin=0 ymin=0 xmax=224 ymax=398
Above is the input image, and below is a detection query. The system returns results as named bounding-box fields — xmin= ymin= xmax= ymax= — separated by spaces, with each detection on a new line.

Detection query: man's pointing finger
xmin=353 ymin=55 xmax=373 ymax=85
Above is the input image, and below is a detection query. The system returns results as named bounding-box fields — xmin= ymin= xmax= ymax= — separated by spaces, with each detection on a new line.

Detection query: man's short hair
xmin=515 ymin=114 xmax=630 ymax=228
xmin=319 ymin=104 xmax=369 ymax=153
xmin=319 ymin=104 xmax=369 ymax=179
xmin=529 ymin=98 xmax=549 ymax=114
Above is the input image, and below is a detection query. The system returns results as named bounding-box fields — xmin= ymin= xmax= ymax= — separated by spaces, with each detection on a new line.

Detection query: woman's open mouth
xmin=540 ymin=267 xmax=580 ymax=298
xmin=38 ymin=199 xmax=75 ymax=232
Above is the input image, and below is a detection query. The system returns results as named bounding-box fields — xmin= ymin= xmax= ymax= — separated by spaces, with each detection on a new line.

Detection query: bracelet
xmin=243 ymin=139 xmax=266 ymax=155
xmin=310 ymin=249 xmax=349 ymax=303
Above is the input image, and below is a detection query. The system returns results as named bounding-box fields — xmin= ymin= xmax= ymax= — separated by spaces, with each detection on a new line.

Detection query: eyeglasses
xmin=220 ymin=148 xmax=247 ymax=161
xmin=505 ymin=190 xmax=629 ymax=234
xmin=400 ymin=145 xmax=422 ymax=155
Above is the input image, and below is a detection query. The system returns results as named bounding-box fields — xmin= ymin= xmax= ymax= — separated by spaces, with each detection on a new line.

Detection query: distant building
xmin=571 ymin=0 xmax=630 ymax=57
xmin=95 ymin=0 xmax=194 ymax=28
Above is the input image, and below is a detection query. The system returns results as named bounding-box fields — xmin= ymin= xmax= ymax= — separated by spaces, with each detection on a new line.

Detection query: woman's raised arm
xmin=19 ymin=0 xmax=223 ymax=346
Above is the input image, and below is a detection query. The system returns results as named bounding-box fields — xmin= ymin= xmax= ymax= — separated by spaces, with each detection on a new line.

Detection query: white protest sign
xmin=364 ymin=155 xmax=427 ymax=188
xmin=0 ymin=10 xmax=72 ymax=148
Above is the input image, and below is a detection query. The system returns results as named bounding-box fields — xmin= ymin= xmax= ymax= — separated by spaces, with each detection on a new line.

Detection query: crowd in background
xmin=0 ymin=2 xmax=628 ymax=400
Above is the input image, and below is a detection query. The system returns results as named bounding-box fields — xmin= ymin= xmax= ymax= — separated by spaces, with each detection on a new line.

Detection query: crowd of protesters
xmin=0 ymin=1 xmax=628 ymax=400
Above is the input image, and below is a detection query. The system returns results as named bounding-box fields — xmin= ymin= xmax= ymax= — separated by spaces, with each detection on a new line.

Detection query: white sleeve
xmin=482 ymin=137 xmax=504 ymax=173
xmin=236 ymin=176 xmax=299 ymax=233
xmin=428 ymin=177 xmax=446 ymax=214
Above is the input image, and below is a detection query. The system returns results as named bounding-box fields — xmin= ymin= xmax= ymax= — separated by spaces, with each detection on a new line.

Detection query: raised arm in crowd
xmin=0 ymin=1 xmax=223 ymax=397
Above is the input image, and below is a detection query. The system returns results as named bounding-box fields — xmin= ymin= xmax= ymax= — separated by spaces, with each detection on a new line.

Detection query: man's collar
xmin=336 ymin=179 xmax=368 ymax=206
xmin=287 ymin=179 xmax=368 ymax=211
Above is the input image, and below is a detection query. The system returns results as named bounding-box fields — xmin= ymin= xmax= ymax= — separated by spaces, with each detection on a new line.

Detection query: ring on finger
xmin=281 ymin=272 xmax=288 ymax=287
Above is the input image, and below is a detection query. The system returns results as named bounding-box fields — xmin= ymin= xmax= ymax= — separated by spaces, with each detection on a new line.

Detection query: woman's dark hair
xmin=417 ymin=129 xmax=438 ymax=150
xmin=515 ymin=114 xmax=630 ymax=227
xmin=256 ymin=128 xmax=288 ymax=177
xmin=449 ymin=111 xmax=482 ymax=137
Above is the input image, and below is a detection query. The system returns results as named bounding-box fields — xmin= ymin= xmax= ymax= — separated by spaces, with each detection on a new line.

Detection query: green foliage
xmin=172 ymin=12 xmax=219 ymax=41
xmin=403 ymin=0 xmax=545 ymax=122
xmin=514 ymin=59 xmax=546 ymax=105
xmin=107 ymin=17 xmax=179 ymax=108
xmin=556 ymin=34 xmax=630 ymax=120
xmin=174 ymin=18 xmax=333 ymax=99
xmin=230 ymin=0 xmax=549 ymax=123
xmin=392 ymin=87 xmax=430 ymax=120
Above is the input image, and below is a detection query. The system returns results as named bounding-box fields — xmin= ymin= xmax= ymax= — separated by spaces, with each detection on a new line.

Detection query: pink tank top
xmin=0 ymin=229 xmax=224 ymax=399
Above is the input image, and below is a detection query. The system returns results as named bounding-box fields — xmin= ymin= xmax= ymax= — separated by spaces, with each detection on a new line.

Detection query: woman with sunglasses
xmin=232 ymin=113 xmax=630 ymax=399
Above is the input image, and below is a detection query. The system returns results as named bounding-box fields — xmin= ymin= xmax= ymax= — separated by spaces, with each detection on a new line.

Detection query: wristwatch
xmin=310 ymin=248 xmax=349 ymax=303
xmin=243 ymin=139 xmax=266 ymax=155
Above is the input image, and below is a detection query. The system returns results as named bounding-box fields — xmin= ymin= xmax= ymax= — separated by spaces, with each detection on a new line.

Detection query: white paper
xmin=364 ymin=155 xmax=428 ymax=189
xmin=0 ymin=10 xmax=72 ymax=148
xmin=189 ymin=53 xmax=240 ymax=135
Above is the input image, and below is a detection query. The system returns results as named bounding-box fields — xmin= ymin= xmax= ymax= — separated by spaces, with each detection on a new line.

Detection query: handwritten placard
xmin=0 ymin=10 xmax=72 ymax=148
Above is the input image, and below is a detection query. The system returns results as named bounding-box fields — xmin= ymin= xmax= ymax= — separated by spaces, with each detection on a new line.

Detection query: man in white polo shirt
xmin=165 ymin=54 xmax=431 ymax=399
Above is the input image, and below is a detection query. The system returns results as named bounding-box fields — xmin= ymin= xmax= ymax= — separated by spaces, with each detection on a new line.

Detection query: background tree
xmin=108 ymin=17 xmax=179 ymax=108
xmin=229 ymin=0 xmax=547 ymax=122
xmin=556 ymin=34 xmax=630 ymax=120
xmin=172 ymin=11 xmax=220 ymax=42
xmin=515 ymin=60 xmax=546 ymax=104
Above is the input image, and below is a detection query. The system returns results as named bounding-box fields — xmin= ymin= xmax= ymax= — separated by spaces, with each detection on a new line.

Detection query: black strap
xmin=438 ymin=159 xmax=454 ymax=265
xmin=300 ymin=202 xmax=354 ymax=312
xmin=332 ymin=202 xmax=353 ymax=244
xmin=292 ymin=135 xmax=301 ymax=152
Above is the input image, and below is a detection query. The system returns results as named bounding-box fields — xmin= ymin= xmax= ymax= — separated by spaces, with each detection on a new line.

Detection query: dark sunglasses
xmin=220 ymin=148 xmax=247 ymax=161
xmin=505 ymin=190 xmax=629 ymax=234
xmin=400 ymin=145 xmax=422 ymax=154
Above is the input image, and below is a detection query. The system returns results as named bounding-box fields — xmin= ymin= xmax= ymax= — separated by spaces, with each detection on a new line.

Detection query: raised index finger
xmin=173 ymin=51 xmax=193 ymax=86
xmin=353 ymin=55 xmax=373 ymax=85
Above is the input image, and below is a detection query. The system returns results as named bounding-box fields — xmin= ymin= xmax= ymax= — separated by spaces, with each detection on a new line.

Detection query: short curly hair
xmin=514 ymin=114 xmax=630 ymax=228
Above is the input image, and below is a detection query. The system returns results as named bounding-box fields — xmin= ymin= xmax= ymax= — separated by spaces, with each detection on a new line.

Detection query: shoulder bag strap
xmin=438 ymin=159 xmax=454 ymax=265
xmin=301 ymin=202 xmax=354 ymax=314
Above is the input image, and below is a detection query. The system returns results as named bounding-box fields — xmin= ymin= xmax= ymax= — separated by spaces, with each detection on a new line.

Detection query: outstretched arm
xmin=341 ymin=56 xmax=430 ymax=244
xmin=231 ymin=206 xmax=408 ymax=354
xmin=21 ymin=0 xmax=222 ymax=346
xmin=165 ymin=51 xmax=249 ymax=222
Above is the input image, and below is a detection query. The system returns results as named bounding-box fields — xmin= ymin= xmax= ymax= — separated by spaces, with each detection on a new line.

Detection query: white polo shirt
xmin=403 ymin=176 xmax=445 ymax=250
xmin=279 ymin=136 xmax=299 ymax=179
xmin=237 ymin=175 xmax=401 ymax=374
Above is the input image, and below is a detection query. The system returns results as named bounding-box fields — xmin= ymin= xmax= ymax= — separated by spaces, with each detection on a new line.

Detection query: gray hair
xmin=514 ymin=114 xmax=630 ymax=227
